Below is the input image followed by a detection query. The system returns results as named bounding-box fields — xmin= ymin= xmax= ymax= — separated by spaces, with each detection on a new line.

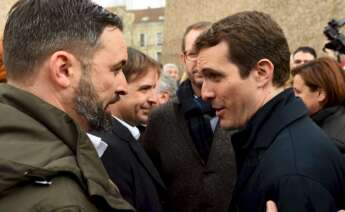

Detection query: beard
xmin=73 ymin=73 xmax=113 ymax=131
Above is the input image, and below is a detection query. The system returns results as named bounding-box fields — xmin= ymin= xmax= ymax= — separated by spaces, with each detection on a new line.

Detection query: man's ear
xmin=252 ymin=59 xmax=274 ymax=88
xmin=48 ymin=51 xmax=78 ymax=88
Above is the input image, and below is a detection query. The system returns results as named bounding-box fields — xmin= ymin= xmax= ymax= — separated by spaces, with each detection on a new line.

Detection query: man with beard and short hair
xmin=0 ymin=0 xmax=133 ymax=211
xmin=195 ymin=11 xmax=345 ymax=211
xmin=141 ymin=22 xmax=236 ymax=212
xmin=92 ymin=47 xmax=165 ymax=212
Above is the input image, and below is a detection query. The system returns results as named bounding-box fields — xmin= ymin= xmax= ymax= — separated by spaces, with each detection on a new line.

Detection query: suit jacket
xmin=141 ymin=97 xmax=237 ymax=212
xmin=229 ymin=89 xmax=345 ymax=212
xmin=95 ymin=118 xmax=166 ymax=212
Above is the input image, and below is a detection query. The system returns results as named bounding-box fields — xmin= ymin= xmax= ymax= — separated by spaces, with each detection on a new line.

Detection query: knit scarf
xmin=177 ymin=80 xmax=215 ymax=162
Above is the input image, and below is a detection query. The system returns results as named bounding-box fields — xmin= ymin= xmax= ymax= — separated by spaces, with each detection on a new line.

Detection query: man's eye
xmin=112 ymin=67 xmax=122 ymax=75
xmin=207 ymin=73 xmax=220 ymax=80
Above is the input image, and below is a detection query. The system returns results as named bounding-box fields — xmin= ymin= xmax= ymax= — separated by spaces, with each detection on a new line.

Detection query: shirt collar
xmin=86 ymin=133 xmax=108 ymax=157
xmin=113 ymin=116 xmax=141 ymax=140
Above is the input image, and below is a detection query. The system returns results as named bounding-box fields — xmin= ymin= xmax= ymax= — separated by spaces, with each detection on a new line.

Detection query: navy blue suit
xmin=96 ymin=118 xmax=166 ymax=212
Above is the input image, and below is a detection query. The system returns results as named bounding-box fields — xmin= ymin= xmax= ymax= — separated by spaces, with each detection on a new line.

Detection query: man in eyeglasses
xmin=141 ymin=22 xmax=236 ymax=212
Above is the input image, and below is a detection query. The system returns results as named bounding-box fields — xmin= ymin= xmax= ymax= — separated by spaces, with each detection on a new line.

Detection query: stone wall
xmin=162 ymin=0 xmax=345 ymax=68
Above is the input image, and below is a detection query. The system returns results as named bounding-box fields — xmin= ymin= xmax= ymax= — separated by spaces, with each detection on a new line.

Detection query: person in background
xmin=195 ymin=10 xmax=345 ymax=211
xmin=93 ymin=47 xmax=166 ymax=212
xmin=292 ymin=57 xmax=345 ymax=154
xmin=156 ymin=73 xmax=178 ymax=105
xmin=142 ymin=21 xmax=236 ymax=212
xmin=290 ymin=46 xmax=317 ymax=69
xmin=163 ymin=63 xmax=180 ymax=82
xmin=0 ymin=0 xmax=133 ymax=211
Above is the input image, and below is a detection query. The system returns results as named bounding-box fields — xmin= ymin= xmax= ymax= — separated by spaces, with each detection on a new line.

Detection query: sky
xmin=94 ymin=0 xmax=165 ymax=9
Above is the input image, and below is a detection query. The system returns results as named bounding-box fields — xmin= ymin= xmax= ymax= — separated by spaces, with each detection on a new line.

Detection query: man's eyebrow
xmin=201 ymin=67 xmax=219 ymax=74
xmin=111 ymin=60 xmax=127 ymax=69
xmin=138 ymin=84 xmax=153 ymax=90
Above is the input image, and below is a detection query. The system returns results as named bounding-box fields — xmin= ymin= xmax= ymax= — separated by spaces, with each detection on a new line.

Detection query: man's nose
xmin=115 ymin=71 xmax=128 ymax=96
xmin=201 ymin=81 xmax=215 ymax=102
xmin=148 ymin=88 xmax=158 ymax=105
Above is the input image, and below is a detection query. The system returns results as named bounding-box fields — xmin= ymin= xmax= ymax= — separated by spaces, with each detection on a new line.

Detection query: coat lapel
xmin=207 ymin=124 xmax=235 ymax=166
xmin=111 ymin=118 xmax=166 ymax=190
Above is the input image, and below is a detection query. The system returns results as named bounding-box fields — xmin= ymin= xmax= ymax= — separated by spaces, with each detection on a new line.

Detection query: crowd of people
xmin=0 ymin=0 xmax=345 ymax=212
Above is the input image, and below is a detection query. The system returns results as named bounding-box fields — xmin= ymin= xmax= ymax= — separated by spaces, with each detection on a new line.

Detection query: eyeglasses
xmin=183 ymin=51 xmax=198 ymax=62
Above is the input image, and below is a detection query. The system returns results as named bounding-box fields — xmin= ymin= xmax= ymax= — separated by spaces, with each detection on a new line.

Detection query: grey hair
xmin=158 ymin=73 xmax=178 ymax=97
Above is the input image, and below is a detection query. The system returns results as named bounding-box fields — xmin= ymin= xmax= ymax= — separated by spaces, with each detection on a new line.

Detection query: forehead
xmin=96 ymin=27 xmax=127 ymax=62
xmin=293 ymin=51 xmax=314 ymax=60
xmin=185 ymin=29 xmax=203 ymax=51
xmin=293 ymin=74 xmax=306 ymax=87
xmin=129 ymin=67 xmax=159 ymax=84
xmin=198 ymin=41 xmax=229 ymax=68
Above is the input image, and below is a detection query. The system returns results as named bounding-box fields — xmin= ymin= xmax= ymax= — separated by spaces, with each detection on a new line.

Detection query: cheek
xmin=96 ymin=76 xmax=114 ymax=91
xmin=303 ymin=94 xmax=319 ymax=113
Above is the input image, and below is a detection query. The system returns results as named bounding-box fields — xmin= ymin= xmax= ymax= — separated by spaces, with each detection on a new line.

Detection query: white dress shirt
xmin=86 ymin=133 xmax=108 ymax=157
xmin=113 ymin=116 xmax=141 ymax=140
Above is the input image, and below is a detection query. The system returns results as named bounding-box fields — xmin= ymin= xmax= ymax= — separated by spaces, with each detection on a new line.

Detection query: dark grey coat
xmin=141 ymin=98 xmax=237 ymax=212
xmin=312 ymin=105 xmax=345 ymax=154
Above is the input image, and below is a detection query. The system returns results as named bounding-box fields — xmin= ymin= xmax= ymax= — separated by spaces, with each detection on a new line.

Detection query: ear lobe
xmin=253 ymin=59 xmax=274 ymax=88
xmin=48 ymin=51 xmax=75 ymax=88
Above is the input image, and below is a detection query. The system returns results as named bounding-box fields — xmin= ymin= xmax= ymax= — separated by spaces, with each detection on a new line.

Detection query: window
xmin=156 ymin=32 xmax=163 ymax=46
xmin=141 ymin=16 xmax=149 ymax=21
xmin=140 ymin=33 xmax=145 ymax=47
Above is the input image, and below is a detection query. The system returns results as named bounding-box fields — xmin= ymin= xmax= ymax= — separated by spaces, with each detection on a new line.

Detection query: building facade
xmin=109 ymin=6 xmax=165 ymax=63
xmin=162 ymin=0 xmax=345 ymax=69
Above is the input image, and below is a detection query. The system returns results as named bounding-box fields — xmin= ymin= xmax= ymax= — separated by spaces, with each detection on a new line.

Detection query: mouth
xmin=213 ymin=107 xmax=225 ymax=116
xmin=105 ymin=94 xmax=121 ymax=109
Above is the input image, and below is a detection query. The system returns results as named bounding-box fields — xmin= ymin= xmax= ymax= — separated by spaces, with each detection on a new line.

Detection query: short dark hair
xmin=123 ymin=47 xmax=161 ymax=82
xmin=293 ymin=46 xmax=317 ymax=58
xmin=195 ymin=11 xmax=290 ymax=87
xmin=291 ymin=57 xmax=345 ymax=108
xmin=181 ymin=21 xmax=212 ymax=52
xmin=3 ymin=0 xmax=123 ymax=80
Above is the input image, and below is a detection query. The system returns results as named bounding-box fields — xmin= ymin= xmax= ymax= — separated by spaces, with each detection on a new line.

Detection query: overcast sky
xmin=93 ymin=0 xmax=165 ymax=9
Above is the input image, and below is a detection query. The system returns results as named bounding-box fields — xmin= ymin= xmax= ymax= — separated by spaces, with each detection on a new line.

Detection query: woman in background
xmin=292 ymin=57 xmax=345 ymax=154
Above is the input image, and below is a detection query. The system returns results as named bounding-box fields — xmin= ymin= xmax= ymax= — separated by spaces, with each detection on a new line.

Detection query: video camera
xmin=323 ymin=17 xmax=345 ymax=54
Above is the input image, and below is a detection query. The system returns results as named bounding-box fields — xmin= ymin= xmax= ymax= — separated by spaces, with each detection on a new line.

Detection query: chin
xmin=219 ymin=119 xmax=239 ymax=130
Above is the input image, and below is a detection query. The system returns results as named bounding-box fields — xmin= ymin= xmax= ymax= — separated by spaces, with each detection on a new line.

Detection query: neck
xmin=256 ymin=86 xmax=285 ymax=112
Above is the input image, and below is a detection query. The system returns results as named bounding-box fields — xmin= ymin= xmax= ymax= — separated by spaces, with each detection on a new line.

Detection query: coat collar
xmin=232 ymin=88 xmax=308 ymax=153
xmin=231 ymin=88 xmax=308 ymax=203
xmin=173 ymin=97 xmax=232 ymax=166
xmin=111 ymin=118 xmax=166 ymax=190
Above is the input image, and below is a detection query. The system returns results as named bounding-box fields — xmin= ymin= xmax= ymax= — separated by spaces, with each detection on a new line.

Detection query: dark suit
xmin=229 ymin=89 xmax=345 ymax=212
xmin=95 ymin=118 xmax=166 ymax=212
xmin=142 ymin=97 xmax=236 ymax=212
